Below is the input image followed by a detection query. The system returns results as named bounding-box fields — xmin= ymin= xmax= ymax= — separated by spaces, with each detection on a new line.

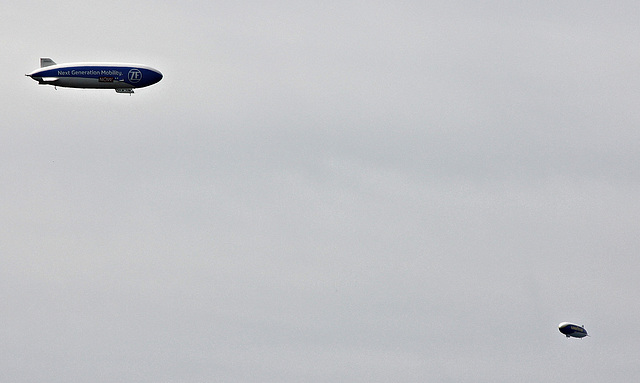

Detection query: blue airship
xmin=26 ymin=58 xmax=162 ymax=94
xmin=558 ymin=322 xmax=588 ymax=338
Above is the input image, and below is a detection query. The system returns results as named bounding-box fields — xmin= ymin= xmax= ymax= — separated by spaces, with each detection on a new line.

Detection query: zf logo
xmin=128 ymin=69 xmax=142 ymax=83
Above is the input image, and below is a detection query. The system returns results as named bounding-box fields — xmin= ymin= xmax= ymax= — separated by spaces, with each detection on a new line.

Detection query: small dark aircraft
xmin=558 ymin=322 xmax=588 ymax=338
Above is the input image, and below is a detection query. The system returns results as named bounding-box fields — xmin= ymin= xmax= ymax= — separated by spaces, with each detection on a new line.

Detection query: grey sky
xmin=2 ymin=1 xmax=639 ymax=382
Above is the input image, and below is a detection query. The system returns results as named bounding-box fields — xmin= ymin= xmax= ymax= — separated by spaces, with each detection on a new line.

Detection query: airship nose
xmin=150 ymin=70 xmax=163 ymax=85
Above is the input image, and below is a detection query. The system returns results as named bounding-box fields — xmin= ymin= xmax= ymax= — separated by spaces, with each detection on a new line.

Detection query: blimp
xmin=26 ymin=58 xmax=162 ymax=94
xmin=558 ymin=322 xmax=588 ymax=338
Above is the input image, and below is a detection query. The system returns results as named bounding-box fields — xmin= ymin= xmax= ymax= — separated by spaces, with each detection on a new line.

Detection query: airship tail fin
xmin=40 ymin=58 xmax=56 ymax=67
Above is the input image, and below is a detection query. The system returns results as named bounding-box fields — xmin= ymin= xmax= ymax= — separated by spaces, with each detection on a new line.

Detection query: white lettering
xmin=55 ymin=68 xmax=124 ymax=78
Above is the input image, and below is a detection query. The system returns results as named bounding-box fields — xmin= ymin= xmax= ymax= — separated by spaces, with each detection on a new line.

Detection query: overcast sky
xmin=2 ymin=1 xmax=640 ymax=382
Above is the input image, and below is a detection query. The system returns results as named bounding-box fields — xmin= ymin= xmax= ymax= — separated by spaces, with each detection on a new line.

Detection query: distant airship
xmin=26 ymin=58 xmax=162 ymax=94
xmin=558 ymin=322 xmax=588 ymax=338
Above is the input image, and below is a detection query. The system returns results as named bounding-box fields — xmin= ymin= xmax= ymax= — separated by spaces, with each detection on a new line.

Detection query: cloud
xmin=3 ymin=1 xmax=640 ymax=382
